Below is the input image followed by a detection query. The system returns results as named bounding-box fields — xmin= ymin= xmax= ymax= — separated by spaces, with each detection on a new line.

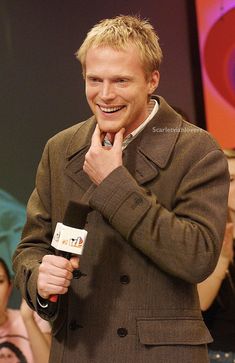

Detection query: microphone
xmin=49 ymin=202 xmax=91 ymax=303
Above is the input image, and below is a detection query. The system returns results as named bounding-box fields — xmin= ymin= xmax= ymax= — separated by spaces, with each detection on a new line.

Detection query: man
xmin=13 ymin=15 xmax=229 ymax=362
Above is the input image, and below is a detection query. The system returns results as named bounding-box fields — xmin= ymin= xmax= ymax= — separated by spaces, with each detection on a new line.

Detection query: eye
xmin=86 ymin=76 xmax=102 ymax=84
xmin=116 ymin=78 xmax=128 ymax=83
xmin=0 ymin=276 xmax=7 ymax=284
xmin=115 ymin=78 xmax=130 ymax=87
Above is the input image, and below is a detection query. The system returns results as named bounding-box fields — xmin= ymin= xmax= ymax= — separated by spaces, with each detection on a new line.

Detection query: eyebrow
xmin=86 ymin=73 xmax=132 ymax=79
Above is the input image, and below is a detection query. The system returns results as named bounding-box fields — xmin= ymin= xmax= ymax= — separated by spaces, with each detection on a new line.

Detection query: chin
xmin=97 ymin=121 xmax=121 ymax=134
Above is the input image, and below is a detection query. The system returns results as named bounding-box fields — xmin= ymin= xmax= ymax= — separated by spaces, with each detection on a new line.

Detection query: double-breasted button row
xmin=117 ymin=327 xmax=128 ymax=337
xmin=69 ymin=321 xmax=128 ymax=337
xmin=118 ymin=275 xmax=129 ymax=338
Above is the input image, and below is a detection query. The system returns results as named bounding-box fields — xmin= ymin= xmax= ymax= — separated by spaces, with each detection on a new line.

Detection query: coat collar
xmin=66 ymin=96 xmax=182 ymax=165
xmin=64 ymin=96 xmax=183 ymax=189
xmin=122 ymin=96 xmax=183 ymax=184
xmin=65 ymin=116 xmax=96 ymax=160
xmin=137 ymin=95 xmax=182 ymax=169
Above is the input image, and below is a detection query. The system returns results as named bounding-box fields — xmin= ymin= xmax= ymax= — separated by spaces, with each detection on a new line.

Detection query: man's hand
xmin=37 ymin=255 xmax=79 ymax=299
xmin=83 ymin=124 xmax=125 ymax=185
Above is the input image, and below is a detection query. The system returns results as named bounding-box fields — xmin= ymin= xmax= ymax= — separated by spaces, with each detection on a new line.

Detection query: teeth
xmin=100 ymin=106 xmax=122 ymax=113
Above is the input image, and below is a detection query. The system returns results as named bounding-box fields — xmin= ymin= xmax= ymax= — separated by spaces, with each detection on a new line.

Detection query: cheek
xmin=0 ymin=293 xmax=8 ymax=307
xmin=0 ymin=285 xmax=11 ymax=300
xmin=85 ymin=87 xmax=93 ymax=101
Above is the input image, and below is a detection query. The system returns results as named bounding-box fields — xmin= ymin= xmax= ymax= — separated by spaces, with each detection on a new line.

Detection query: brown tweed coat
xmin=13 ymin=96 xmax=229 ymax=363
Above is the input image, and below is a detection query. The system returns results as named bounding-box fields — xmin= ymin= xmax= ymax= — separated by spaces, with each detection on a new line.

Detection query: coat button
xmin=131 ymin=194 xmax=144 ymax=210
xmin=69 ymin=320 xmax=83 ymax=330
xmin=120 ymin=275 xmax=130 ymax=284
xmin=117 ymin=327 xmax=128 ymax=337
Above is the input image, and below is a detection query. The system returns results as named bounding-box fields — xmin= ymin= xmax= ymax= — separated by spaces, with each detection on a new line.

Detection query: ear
xmin=148 ymin=70 xmax=160 ymax=94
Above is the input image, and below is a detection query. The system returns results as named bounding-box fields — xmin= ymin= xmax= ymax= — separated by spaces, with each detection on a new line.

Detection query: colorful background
xmin=195 ymin=0 xmax=235 ymax=148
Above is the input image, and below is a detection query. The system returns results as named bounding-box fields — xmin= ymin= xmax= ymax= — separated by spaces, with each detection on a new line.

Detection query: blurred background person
xmin=0 ymin=189 xmax=26 ymax=308
xmin=0 ymin=258 xmax=51 ymax=363
xmin=0 ymin=189 xmax=26 ymax=276
xmin=198 ymin=149 xmax=235 ymax=363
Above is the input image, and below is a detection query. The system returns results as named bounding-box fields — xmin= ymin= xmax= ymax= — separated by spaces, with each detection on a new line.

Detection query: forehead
xmin=87 ymin=42 xmax=138 ymax=55
xmin=85 ymin=44 xmax=143 ymax=70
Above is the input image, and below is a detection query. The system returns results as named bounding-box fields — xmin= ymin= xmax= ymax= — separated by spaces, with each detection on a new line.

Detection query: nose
xmin=100 ymin=80 xmax=115 ymax=100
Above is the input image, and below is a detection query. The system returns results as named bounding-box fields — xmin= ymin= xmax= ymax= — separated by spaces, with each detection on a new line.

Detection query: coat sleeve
xmin=12 ymin=141 xmax=55 ymax=319
xmin=89 ymin=149 xmax=229 ymax=284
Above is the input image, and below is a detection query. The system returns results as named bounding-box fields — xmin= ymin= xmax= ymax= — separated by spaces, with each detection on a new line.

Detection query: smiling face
xmin=85 ymin=45 xmax=159 ymax=137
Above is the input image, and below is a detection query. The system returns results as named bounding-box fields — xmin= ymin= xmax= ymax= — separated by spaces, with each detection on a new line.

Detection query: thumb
xmin=70 ymin=255 xmax=80 ymax=270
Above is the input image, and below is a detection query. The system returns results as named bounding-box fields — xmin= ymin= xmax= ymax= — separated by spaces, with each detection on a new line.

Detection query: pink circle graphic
xmin=203 ymin=7 xmax=235 ymax=109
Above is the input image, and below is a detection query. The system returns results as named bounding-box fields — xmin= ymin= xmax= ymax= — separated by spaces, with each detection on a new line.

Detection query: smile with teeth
xmin=99 ymin=105 xmax=124 ymax=113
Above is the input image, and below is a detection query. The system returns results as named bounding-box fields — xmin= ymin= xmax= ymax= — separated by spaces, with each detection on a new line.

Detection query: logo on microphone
xmin=62 ymin=236 xmax=84 ymax=248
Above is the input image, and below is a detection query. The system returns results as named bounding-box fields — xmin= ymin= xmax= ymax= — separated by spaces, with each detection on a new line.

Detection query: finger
xmin=42 ymin=255 xmax=73 ymax=272
xmin=91 ymin=124 xmax=104 ymax=147
xmin=45 ymin=275 xmax=72 ymax=288
xmin=38 ymin=283 xmax=69 ymax=298
xmin=113 ymin=128 xmax=125 ymax=149
xmin=37 ymin=273 xmax=72 ymax=297
xmin=40 ymin=260 xmax=73 ymax=280
xmin=39 ymin=265 xmax=73 ymax=281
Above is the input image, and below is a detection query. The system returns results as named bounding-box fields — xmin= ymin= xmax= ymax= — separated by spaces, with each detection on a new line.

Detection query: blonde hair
xmin=223 ymin=149 xmax=235 ymax=159
xmin=76 ymin=15 xmax=163 ymax=77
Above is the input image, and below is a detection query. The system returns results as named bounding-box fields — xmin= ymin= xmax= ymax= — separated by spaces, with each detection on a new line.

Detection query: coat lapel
xmin=124 ymin=96 xmax=183 ymax=185
xmin=64 ymin=116 xmax=96 ymax=192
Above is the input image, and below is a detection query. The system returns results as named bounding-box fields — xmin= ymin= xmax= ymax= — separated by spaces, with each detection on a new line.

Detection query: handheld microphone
xmin=49 ymin=202 xmax=91 ymax=303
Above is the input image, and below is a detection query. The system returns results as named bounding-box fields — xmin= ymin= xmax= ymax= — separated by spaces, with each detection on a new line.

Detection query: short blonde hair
xmin=76 ymin=15 xmax=163 ymax=77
